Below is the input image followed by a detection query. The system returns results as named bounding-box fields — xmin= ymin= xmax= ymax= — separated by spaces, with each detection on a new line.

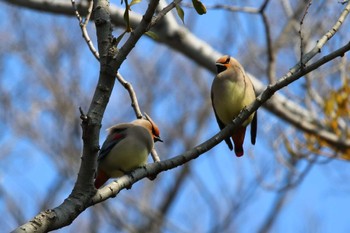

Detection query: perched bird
xmin=211 ymin=55 xmax=257 ymax=157
xmin=94 ymin=115 xmax=162 ymax=188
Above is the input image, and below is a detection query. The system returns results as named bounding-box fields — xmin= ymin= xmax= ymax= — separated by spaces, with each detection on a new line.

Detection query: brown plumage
xmin=211 ymin=55 xmax=257 ymax=156
xmin=94 ymin=115 xmax=162 ymax=188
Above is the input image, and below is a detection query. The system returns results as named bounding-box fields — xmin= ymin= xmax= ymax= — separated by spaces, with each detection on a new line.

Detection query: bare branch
xmin=115 ymin=73 xmax=143 ymax=118
xmin=6 ymin=1 xmax=350 ymax=231
xmin=4 ymin=0 xmax=350 ymax=151
xmin=0 ymin=0 xmax=314 ymax=143
xmin=93 ymin=41 xmax=350 ymax=203
xmin=298 ymin=0 xmax=312 ymax=68
xmin=260 ymin=7 xmax=276 ymax=83
xmin=150 ymin=148 xmax=161 ymax=163
xmin=12 ymin=0 xmax=163 ymax=231
xmin=150 ymin=0 xmax=182 ymax=28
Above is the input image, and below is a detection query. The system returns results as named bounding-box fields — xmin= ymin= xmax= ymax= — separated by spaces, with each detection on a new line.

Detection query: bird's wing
xmin=211 ymin=90 xmax=234 ymax=151
xmin=98 ymin=128 xmax=127 ymax=161
xmin=250 ymin=111 xmax=257 ymax=145
xmin=250 ymin=83 xmax=257 ymax=145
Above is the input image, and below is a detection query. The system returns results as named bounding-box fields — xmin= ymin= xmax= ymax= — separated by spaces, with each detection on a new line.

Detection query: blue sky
xmin=1 ymin=1 xmax=350 ymax=233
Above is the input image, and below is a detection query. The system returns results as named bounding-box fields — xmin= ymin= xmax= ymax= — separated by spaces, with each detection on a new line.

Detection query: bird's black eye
xmin=216 ymin=65 xmax=227 ymax=74
xmin=224 ymin=56 xmax=230 ymax=64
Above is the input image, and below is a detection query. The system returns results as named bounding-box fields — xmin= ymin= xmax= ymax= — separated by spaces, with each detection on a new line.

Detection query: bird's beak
xmin=216 ymin=63 xmax=227 ymax=74
xmin=154 ymin=136 xmax=163 ymax=143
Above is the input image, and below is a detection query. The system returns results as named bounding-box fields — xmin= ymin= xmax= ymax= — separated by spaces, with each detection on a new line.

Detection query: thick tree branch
xmin=7 ymin=1 xmax=350 ymax=231
xmin=11 ymin=0 xmax=162 ymax=232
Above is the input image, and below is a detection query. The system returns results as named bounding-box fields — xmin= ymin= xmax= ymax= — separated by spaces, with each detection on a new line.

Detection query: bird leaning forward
xmin=94 ymin=114 xmax=163 ymax=188
xmin=211 ymin=55 xmax=257 ymax=157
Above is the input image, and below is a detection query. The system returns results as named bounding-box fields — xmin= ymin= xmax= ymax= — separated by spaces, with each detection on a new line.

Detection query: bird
xmin=211 ymin=55 xmax=257 ymax=157
xmin=94 ymin=114 xmax=163 ymax=188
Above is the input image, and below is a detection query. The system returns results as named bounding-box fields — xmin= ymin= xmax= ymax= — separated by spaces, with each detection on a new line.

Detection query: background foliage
xmin=1 ymin=0 xmax=350 ymax=232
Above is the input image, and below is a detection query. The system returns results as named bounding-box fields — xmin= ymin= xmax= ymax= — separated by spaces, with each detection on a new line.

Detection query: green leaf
xmin=175 ymin=5 xmax=185 ymax=24
xmin=145 ymin=31 xmax=159 ymax=40
xmin=130 ymin=0 xmax=142 ymax=6
xmin=192 ymin=0 xmax=207 ymax=15
xmin=123 ymin=0 xmax=132 ymax=32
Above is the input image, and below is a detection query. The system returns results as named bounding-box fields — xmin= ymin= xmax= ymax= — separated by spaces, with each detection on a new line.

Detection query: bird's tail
xmin=231 ymin=127 xmax=246 ymax=157
xmin=94 ymin=169 xmax=110 ymax=189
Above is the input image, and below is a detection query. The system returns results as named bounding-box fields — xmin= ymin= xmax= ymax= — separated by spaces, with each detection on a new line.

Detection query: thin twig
xmin=299 ymin=0 xmax=350 ymax=65
xmin=71 ymin=0 xmax=100 ymax=60
xmin=259 ymin=2 xmax=276 ymax=83
xmin=115 ymin=73 xmax=143 ymax=118
xmin=115 ymin=73 xmax=161 ymax=162
xmin=299 ymin=0 xmax=312 ymax=68
xmin=84 ymin=0 xmax=94 ymax=25
xmin=115 ymin=61 xmax=161 ymax=163
xmin=79 ymin=106 xmax=88 ymax=121
xmin=150 ymin=0 xmax=182 ymax=28
xmin=150 ymin=148 xmax=161 ymax=162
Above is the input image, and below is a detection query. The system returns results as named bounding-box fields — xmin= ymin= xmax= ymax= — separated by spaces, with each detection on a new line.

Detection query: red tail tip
xmin=234 ymin=148 xmax=244 ymax=157
xmin=235 ymin=152 xmax=244 ymax=157
xmin=94 ymin=169 xmax=110 ymax=189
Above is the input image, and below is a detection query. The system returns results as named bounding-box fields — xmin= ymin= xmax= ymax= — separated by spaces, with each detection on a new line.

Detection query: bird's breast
xmin=212 ymin=78 xmax=255 ymax=125
xmin=99 ymin=126 xmax=153 ymax=177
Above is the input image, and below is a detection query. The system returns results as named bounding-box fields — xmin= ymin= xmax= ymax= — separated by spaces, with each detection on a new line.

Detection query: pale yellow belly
xmin=213 ymin=80 xmax=255 ymax=126
xmin=99 ymin=138 xmax=149 ymax=178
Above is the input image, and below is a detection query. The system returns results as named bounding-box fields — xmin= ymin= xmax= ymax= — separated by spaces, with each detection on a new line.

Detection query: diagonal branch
xmin=93 ymin=41 xmax=350 ymax=203
xmin=8 ymin=1 xmax=350 ymax=232
xmin=7 ymin=0 xmax=348 ymax=149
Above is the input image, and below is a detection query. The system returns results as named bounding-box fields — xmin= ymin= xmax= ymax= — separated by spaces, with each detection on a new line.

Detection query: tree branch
xmin=92 ymin=41 xmax=350 ymax=203
xmin=115 ymin=72 xmax=143 ymax=118
xmin=11 ymin=0 xmax=162 ymax=231
xmin=8 ymin=0 xmax=350 ymax=231
xmin=0 ymin=0 xmax=313 ymax=142
xmin=71 ymin=0 xmax=99 ymax=60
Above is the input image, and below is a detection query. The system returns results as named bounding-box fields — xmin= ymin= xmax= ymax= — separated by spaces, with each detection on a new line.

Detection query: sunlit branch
xmin=7 ymin=0 xmax=347 ymax=151
xmin=71 ymin=0 xmax=162 ymax=164
xmin=115 ymin=73 xmax=143 ymax=118
xmin=12 ymin=0 xmax=163 ymax=232
xmin=298 ymin=0 xmax=312 ymax=68
xmin=115 ymin=73 xmax=160 ymax=162
xmin=71 ymin=0 xmax=99 ymax=60
xmin=93 ymin=41 xmax=350 ymax=203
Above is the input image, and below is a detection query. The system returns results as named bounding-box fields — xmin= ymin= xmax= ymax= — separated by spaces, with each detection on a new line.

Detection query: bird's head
xmin=143 ymin=113 xmax=163 ymax=143
xmin=215 ymin=55 xmax=231 ymax=74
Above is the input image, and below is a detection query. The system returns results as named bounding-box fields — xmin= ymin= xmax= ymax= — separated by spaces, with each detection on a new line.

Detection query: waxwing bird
xmin=211 ymin=55 xmax=257 ymax=157
xmin=94 ymin=115 xmax=162 ymax=188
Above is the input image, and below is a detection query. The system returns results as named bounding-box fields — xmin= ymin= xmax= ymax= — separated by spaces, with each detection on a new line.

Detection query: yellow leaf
xmin=175 ymin=5 xmax=185 ymax=24
xmin=130 ymin=0 xmax=141 ymax=6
